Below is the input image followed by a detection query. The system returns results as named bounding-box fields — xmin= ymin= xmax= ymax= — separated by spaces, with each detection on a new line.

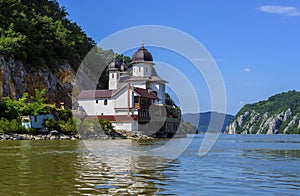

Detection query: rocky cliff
xmin=226 ymin=91 xmax=300 ymax=134
xmin=0 ymin=56 xmax=76 ymax=108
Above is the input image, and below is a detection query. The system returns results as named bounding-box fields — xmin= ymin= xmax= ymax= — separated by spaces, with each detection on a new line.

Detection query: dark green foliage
xmin=165 ymin=93 xmax=177 ymax=107
xmin=0 ymin=118 xmax=24 ymax=134
xmin=285 ymin=123 xmax=299 ymax=134
xmin=0 ymin=88 xmax=55 ymax=119
xmin=233 ymin=90 xmax=300 ymax=134
xmin=178 ymin=121 xmax=198 ymax=134
xmin=0 ymin=88 xmax=81 ymax=134
xmin=0 ymin=0 xmax=94 ymax=70
xmin=78 ymin=118 xmax=117 ymax=138
xmin=58 ymin=117 xmax=78 ymax=134
xmin=44 ymin=109 xmax=79 ymax=134
xmin=236 ymin=90 xmax=300 ymax=119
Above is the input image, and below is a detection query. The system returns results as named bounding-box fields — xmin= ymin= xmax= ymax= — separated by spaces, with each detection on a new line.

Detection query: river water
xmin=0 ymin=135 xmax=299 ymax=195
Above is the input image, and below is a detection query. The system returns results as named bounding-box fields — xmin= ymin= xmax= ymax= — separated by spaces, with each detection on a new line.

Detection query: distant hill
xmin=182 ymin=112 xmax=234 ymax=133
xmin=227 ymin=90 xmax=300 ymax=134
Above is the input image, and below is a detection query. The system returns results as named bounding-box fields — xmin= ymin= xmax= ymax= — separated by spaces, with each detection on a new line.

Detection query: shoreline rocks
xmin=0 ymin=133 xmax=80 ymax=141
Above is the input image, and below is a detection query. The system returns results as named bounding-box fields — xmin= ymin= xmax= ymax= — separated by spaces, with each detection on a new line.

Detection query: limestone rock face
xmin=226 ymin=108 xmax=300 ymax=134
xmin=0 ymin=56 xmax=76 ymax=108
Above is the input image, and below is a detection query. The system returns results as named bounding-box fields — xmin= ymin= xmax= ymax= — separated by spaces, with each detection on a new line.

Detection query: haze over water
xmin=0 ymin=135 xmax=299 ymax=195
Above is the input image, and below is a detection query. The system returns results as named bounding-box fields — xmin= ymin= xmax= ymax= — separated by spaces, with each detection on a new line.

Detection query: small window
xmin=112 ymin=73 xmax=114 ymax=78
xmin=139 ymin=67 xmax=141 ymax=72
xmin=104 ymin=99 xmax=108 ymax=105
xmin=96 ymin=100 xmax=98 ymax=104
xmin=146 ymin=67 xmax=148 ymax=72
xmin=34 ymin=115 xmax=37 ymax=122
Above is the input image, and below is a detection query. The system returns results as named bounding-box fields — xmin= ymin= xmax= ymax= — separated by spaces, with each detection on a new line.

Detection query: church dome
xmin=120 ymin=61 xmax=128 ymax=72
xmin=131 ymin=43 xmax=153 ymax=64
xmin=108 ymin=56 xmax=121 ymax=71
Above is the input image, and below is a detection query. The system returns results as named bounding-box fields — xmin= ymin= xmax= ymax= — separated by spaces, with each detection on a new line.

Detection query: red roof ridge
xmin=77 ymin=89 xmax=115 ymax=99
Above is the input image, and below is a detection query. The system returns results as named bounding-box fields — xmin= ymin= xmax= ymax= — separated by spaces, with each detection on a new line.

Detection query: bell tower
xmin=108 ymin=54 xmax=120 ymax=90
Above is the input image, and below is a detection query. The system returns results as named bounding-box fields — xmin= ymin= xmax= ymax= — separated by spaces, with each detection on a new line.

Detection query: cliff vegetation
xmin=0 ymin=0 xmax=131 ymax=107
xmin=227 ymin=90 xmax=300 ymax=134
xmin=0 ymin=0 xmax=121 ymax=136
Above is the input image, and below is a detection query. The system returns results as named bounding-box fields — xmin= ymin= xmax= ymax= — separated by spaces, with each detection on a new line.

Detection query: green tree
xmin=59 ymin=117 xmax=78 ymax=134
xmin=0 ymin=0 xmax=95 ymax=69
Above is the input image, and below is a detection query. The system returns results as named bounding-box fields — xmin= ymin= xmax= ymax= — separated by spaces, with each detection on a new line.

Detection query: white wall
xmin=78 ymin=98 xmax=115 ymax=115
xmin=114 ymin=88 xmax=131 ymax=115
xmin=109 ymin=71 xmax=119 ymax=90
xmin=78 ymin=88 xmax=138 ymax=116
xmin=132 ymin=63 xmax=153 ymax=77
xmin=148 ymin=82 xmax=165 ymax=104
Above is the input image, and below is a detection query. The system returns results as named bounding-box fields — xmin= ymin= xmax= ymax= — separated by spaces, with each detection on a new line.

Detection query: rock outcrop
xmin=226 ymin=91 xmax=300 ymax=134
xmin=226 ymin=108 xmax=300 ymax=134
xmin=0 ymin=56 xmax=76 ymax=108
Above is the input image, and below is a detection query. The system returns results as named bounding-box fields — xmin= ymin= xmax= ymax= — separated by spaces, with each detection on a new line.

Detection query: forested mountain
xmin=0 ymin=0 xmax=94 ymax=70
xmin=227 ymin=90 xmax=300 ymax=134
xmin=182 ymin=112 xmax=234 ymax=133
xmin=0 ymin=0 xmax=123 ymax=107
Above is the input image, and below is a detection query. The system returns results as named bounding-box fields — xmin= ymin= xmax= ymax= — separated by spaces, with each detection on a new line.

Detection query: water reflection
xmin=1 ymin=135 xmax=300 ymax=195
xmin=77 ymin=139 xmax=178 ymax=195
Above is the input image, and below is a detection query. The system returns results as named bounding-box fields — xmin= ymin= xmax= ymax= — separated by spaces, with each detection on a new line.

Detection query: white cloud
xmin=258 ymin=5 xmax=300 ymax=16
xmin=243 ymin=68 xmax=251 ymax=72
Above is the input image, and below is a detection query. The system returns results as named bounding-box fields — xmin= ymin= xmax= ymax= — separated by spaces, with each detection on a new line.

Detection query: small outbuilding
xmin=21 ymin=114 xmax=54 ymax=129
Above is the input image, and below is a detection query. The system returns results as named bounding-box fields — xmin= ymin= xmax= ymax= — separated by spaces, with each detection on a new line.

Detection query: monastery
xmin=77 ymin=43 xmax=181 ymax=137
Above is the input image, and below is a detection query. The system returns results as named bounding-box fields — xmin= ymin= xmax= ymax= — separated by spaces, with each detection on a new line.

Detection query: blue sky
xmin=57 ymin=0 xmax=300 ymax=115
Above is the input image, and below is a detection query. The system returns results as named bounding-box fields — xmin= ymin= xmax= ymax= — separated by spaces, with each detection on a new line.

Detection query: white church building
xmin=77 ymin=43 xmax=180 ymax=136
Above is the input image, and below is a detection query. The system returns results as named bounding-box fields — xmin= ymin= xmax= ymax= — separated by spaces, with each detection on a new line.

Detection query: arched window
xmin=112 ymin=73 xmax=114 ymax=78
xmin=104 ymin=99 xmax=108 ymax=105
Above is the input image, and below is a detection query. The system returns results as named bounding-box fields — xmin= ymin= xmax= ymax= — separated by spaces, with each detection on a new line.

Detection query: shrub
xmin=0 ymin=118 xmax=23 ymax=134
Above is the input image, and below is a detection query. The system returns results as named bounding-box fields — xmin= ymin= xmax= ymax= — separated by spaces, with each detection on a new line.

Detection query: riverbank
xmin=0 ymin=133 xmax=80 ymax=141
xmin=0 ymin=131 xmax=152 ymax=141
xmin=0 ymin=130 xmax=186 ymax=141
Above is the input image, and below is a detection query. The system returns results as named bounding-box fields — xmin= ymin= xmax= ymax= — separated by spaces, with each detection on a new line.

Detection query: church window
xmin=104 ymin=99 xmax=108 ymax=105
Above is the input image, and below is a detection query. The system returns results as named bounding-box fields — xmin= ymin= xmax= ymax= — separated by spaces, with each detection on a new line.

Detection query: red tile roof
xmin=134 ymin=87 xmax=159 ymax=100
xmin=84 ymin=115 xmax=138 ymax=122
xmin=77 ymin=90 xmax=115 ymax=99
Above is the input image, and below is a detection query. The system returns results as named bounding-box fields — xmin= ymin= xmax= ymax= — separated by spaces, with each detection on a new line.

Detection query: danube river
xmin=0 ymin=135 xmax=299 ymax=195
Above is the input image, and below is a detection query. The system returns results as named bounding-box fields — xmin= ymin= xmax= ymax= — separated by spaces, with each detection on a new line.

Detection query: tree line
xmin=0 ymin=0 xmax=94 ymax=70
